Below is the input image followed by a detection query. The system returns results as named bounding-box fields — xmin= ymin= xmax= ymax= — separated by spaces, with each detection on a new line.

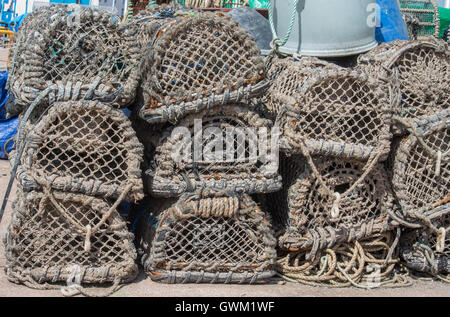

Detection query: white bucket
xmin=269 ymin=0 xmax=378 ymax=57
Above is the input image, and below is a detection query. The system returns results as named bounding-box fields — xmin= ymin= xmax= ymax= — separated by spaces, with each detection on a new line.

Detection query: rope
xmin=0 ymin=87 xmax=52 ymax=223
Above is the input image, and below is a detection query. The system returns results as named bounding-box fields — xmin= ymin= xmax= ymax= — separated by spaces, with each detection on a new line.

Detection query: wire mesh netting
xmin=137 ymin=193 xmax=277 ymax=283
xmin=273 ymin=155 xmax=395 ymax=259
xmin=268 ymin=57 xmax=392 ymax=162
xmin=357 ymin=40 xmax=449 ymax=127
xmin=392 ymin=109 xmax=449 ymax=226
xmin=15 ymin=100 xmax=144 ymax=202
xmin=277 ymin=231 xmax=409 ymax=288
xmin=144 ymin=104 xmax=282 ymax=197
xmin=139 ymin=11 xmax=268 ymax=124
xmin=3 ymin=188 xmax=138 ymax=291
xmin=9 ymin=6 xmax=141 ymax=114
xmin=399 ymin=0 xmax=440 ymax=39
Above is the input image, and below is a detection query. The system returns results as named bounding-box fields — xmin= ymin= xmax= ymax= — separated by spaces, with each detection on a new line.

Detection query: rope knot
xmin=330 ymin=192 xmax=341 ymax=219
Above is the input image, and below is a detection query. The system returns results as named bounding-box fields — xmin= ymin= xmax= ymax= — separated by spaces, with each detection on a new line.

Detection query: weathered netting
xmin=256 ymin=152 xmax=305 ymax=237
xmin=15 ymin=100 xmax=144 ymax=202
xmin=276 ymin=155 xmax=395 ymax=259
xmin=357 ymin=40 xmax=449 ymax=126
xmin=139 ymin=11 xmax=268 ymax=124
xmin=277 ymin=231 xmax=411 ymax=288
xmin=400 ymin=213 xmax=449 ymax=275
xmin=3 ymin=189 xmax=138 ymax=295
xmin=13 ymin=6 xmax=141 ymax=113
xmin=7 ymin=6 xmax=68 ymax=115
xmin=147 ymin=105 xmax=281 ymax=197
xmin=138 ymin=193 xmax=277 ymax=283
xmin=399 ymin=0 xmax=440 ymax=39
xmin=391 ymin=109 xmax=449 ymax=230
xmin=269 ymin=57 xmax=392 ymax=162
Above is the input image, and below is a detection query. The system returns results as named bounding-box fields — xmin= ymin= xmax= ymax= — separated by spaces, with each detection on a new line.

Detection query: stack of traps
xmin=129 ymin=9 xmax=279 ymax=282
xmin=358 ymin=40 xmax=449 ymax=277
xmin=265 ymin=56 xmax=401 ymax=285
xmin=6 ymin=100 xmax=144 ymax=292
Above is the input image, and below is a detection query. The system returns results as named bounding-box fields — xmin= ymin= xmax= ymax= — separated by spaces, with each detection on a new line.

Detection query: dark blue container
xmin=376 ymin=0 xmax=409 ymax=42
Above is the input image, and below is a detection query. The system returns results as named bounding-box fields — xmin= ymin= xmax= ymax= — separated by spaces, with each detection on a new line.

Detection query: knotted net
xmin=147 ymin=104 xmax=282 ymax=197
xmin=15 ymin=100 xmax=144 ymax=202
xmin=3 ymin=189 xmax=138 ymax=293
xmin=391 ymin=109 xmax=449 ymax=229
xmin=7 ymin=5 xmax=68 ymax=115
xmin=269 ymin=57 xmax=392 ymax=161
xmin=139 ymin=11 xmax=268 ymax=124
xmin=14 ymin=6 xmax=141 ymax=112
xmin=277 ymin=231 xmax=410 ymax=288
xmin=275 ymin=155 xmax=395 ymax=259
xmin=357 ymin=40 xmax=449 ymax=127
xmin=138 ymin=193 xmax=277 ymax=283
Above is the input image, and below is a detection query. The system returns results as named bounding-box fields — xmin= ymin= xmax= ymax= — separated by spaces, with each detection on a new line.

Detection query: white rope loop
xmin=436 ymin=227 xmax=446 ymax=253
xmin=330 ymin=192 xmax=341 ymax=219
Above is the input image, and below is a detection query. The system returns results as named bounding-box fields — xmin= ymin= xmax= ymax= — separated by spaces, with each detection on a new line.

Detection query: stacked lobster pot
xmin=3 ymin=6 xmax=145 ymax=295
xmin=263 ymin=56 xmax=408 ymax=287
xmin=358 ymin=40 xmax=449 ymax=279
xmin=131 ymin=9 xmax=280 ymax=283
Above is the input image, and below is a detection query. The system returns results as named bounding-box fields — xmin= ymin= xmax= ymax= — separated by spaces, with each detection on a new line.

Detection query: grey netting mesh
xmin=12 ymin=6 xmax=141 ymax=113
xmin=269 ymin=57 xmax=392 ymax=161
xmin=400 ymin=213 xmax=449 ymax=275
xmin=391 ymin=109 xmax=449 ymax=228
xmin=277 ymin=231 xmax=410 ymax=288
xmin=357 ymin=40 xmax=449 ymax=126
xmin=3 ymin=188 xmax=138 ymax=293
xmin=137 ymin=193 xmax=276 ymax=283
xmin=16 ymin=100 xmax=144 ymax=202
xmin=7 ymin=6 xmax=68 ymax=114
xmin=275 ymin=155 xmax=395 ymax=259
xmin=139 ymin=11 xmax=268 ymax=124
xmin=399 ymin=0 xmax=440 ymax=39
xmin=146 ymin=104 xmax=281 ymax=197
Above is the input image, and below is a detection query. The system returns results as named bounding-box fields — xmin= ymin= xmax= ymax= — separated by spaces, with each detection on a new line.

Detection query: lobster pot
xmin=399 ymin=0 xmax=440 ymax=39
xmin=275 ymin=155 xmax=395 ymax=258
xmin=15 ymin=100 xmax=144 ymax=202
xmin=8 ymin=6 xmax=68 ymax=115
xmin=277 ymin=231 xmax=404 ymax=287
xmin=357 ymin=40 xmax=449 ymax=126
xmin=3 ymin=189 xmax=138 ymax=288
xmin=400 ymin=213 xmax=449 ymax=274
xmin=146 ymin=105 xmax=282 ymax=197
xmin=15 ymin=7 xmax=140 ymax=111
xmin=137 ymin=194 xmax=277 ymax=284
xmin=269 ymin=57 xmax=392 ymax=161
xmin=139 ymin=12 xmax=268 ymax=124
xmin=392 ymin=109 xmax=449 ymax=222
